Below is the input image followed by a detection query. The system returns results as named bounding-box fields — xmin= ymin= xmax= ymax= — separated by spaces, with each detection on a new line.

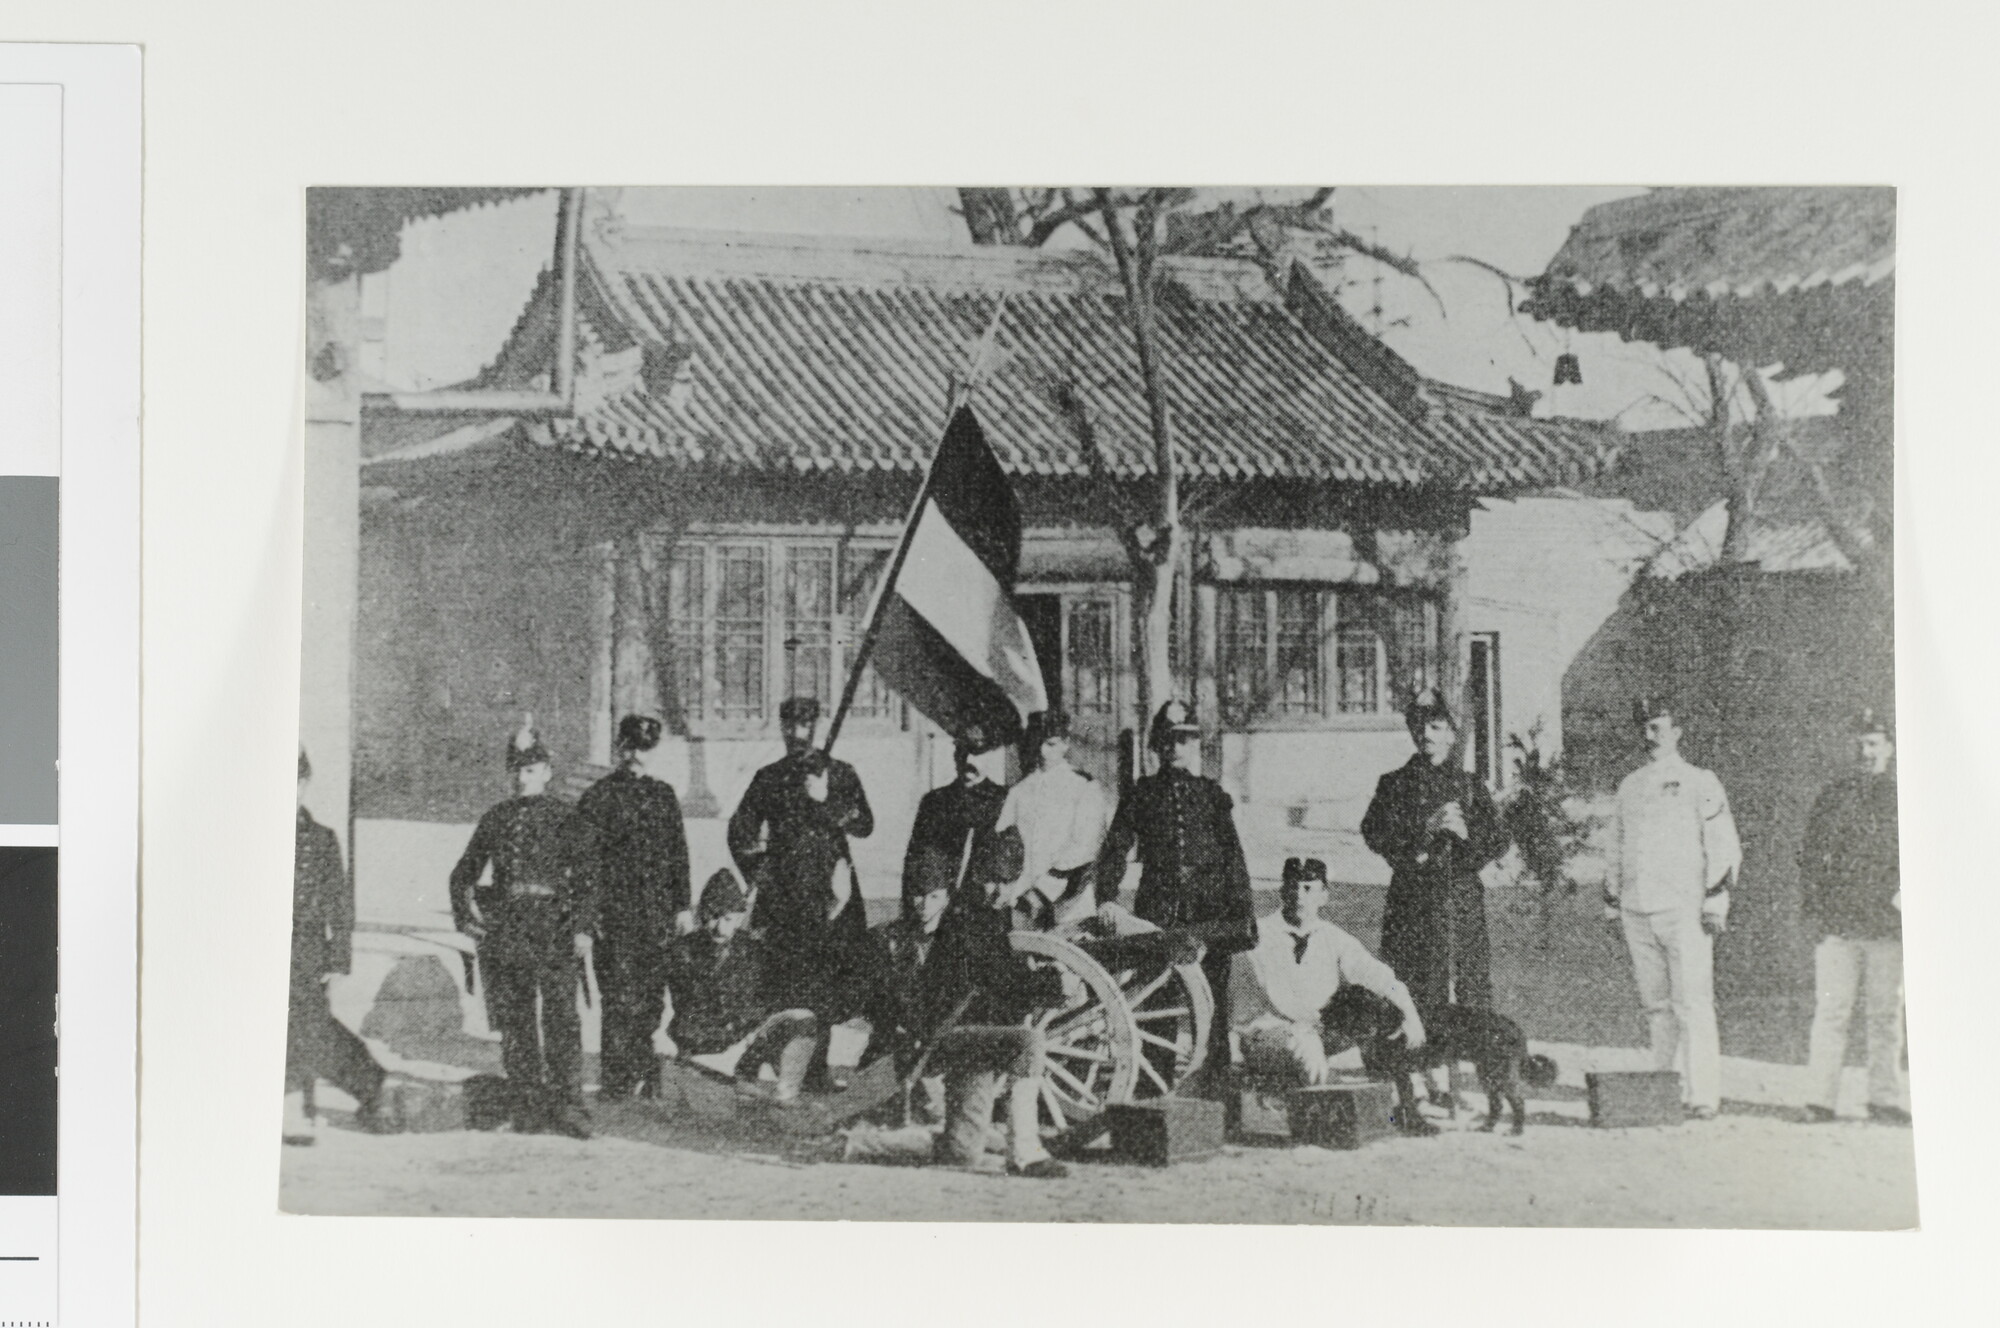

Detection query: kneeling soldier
xmin=663 ymin=869 xmax=820 ymax=1104
xmin=864 ymin=846 xmax=1067 ymax=1178
xmin=449 ymin=720 xmax=599 ymax=1139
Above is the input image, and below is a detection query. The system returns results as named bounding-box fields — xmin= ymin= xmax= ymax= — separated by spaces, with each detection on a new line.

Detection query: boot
xmin=773 ymin=1035 xmax=818 ymax=1104
xmin=550 ymin=1100 xmax=594 ymax=1140
xmin=353 ymin=1074 xmax=396 ymax=1134
xmin=282 ymin=1088 xmax=317 ymax=1147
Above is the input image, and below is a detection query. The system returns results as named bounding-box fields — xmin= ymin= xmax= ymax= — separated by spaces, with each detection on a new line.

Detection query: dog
xmin=1320 ymin=987 xmax=1558 ymax=1136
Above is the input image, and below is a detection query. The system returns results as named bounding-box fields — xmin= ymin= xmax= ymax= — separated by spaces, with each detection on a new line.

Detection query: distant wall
xmin=1462 ymin=494 xmax=1669 ymax=768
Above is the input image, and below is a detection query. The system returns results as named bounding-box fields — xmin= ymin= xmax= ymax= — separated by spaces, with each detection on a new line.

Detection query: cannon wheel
xmin=1008 ymin=931 xmax=1138 ymax=1138
xmin=1106 ymin=953 xmax=1215 ymax=1100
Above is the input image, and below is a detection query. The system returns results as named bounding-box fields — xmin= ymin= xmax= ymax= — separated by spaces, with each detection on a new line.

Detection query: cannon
xmin=1008 ymin=925 xmax=1216 ymax=1142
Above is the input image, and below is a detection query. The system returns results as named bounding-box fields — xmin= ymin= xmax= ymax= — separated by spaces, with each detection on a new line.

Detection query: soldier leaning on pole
xmin=285 ymin=748 xmax=389 ymax=1145
xmin=574 ymin=714 xmax=692 ymax=1101
xmin=726 ymin=696 xmax=876 ymax=1093
xmin=1603 ymin=697 xmax=1742 ymax=1121
xmin=1094 ymin=699 xmax=1258 ymax=1094
xmin=1798 ymin=708 xmax=1908 ymax=1126
xmin=449 ymin=720 xmax=600 ymax=1139
xmin=1360 ymin=688 xmax=1510 ymax=1108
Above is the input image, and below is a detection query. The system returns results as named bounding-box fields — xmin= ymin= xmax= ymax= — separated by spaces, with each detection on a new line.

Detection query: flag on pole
xmin=862 ymin=405 xmax=1047 ymax=745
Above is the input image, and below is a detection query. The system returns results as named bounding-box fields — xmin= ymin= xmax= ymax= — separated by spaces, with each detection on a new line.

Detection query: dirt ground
xmin=303 ymin=880 xmax=1913 ymax=1228
xmin=281 ymin=1042 xmax=1918 ymax=1229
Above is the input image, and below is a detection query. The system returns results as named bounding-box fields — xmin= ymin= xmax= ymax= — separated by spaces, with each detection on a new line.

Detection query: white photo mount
xmin=0 ymin=42 xmax=141 ymax=1328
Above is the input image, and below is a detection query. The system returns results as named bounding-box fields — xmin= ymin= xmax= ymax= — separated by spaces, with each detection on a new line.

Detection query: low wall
xmin=1218 ymin=724 xmax=1413 ymax=834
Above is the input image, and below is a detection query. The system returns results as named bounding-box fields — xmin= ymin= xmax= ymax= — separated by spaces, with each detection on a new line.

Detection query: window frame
xmin=649 ymin=529 xmax=904 ymax=738
xmin=1214 ymin=582 xmax=1439 ymax=732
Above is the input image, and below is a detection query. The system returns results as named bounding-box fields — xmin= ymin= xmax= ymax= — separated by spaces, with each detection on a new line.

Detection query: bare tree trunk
xmin=1723 ymin=364 xmax=1792 ymax=565
xmin=957 ymin=188 xmax=1022 ymax=246
xmin=1097 ymin=191 xmax=1187 ymax=751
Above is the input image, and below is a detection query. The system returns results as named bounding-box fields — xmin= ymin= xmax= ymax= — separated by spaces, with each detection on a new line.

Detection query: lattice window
xmin=651 ymin=536 xmax=897 ymax=733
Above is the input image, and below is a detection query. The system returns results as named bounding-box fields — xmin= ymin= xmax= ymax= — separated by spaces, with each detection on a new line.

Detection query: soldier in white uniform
xmin=1604 ymin=697 xmax=1741 ymax=1119
xmin=994 ymin=709 xmax=1110 ymax=931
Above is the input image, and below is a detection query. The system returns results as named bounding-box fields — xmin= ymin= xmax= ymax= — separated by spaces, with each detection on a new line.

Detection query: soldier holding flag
xmin=726 ymin=697 xmax=875 ymax=1092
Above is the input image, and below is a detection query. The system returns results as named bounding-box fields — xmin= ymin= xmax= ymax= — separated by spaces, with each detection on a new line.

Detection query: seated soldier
xmin=1232 ymin=857 xmax=1427 ymax=1091
xmin=863 ymin=845 xmax=1068 ymax=1178
xmin=662 ymin=869 xmax=820 ymax=1105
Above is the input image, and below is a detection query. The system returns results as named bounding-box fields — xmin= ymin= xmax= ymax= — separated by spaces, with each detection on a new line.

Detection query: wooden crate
xmin=383 ymin=1076 xmax=470 ymax=1133
xmin=1105 ymin=1098 xmax=1225 ymax=1166
xmin=1233 ymin=1084 xmax=1293 ymax=1139
xmin=1287 ymin=1081 xmax=1397 ymax=1151
xmin=1585 ymin=1071 xmax=1683 ymax=1128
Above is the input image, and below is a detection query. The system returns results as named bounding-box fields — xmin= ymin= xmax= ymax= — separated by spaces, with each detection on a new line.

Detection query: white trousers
xmin=1805 ymin=936 xmax=1905 ymax=1112
xmin=1621 ymin=907 xmax=1720 ymax=1111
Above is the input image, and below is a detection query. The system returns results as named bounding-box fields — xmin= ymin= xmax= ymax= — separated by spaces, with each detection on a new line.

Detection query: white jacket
xmin=995 ymin=763 xmax=1110 ymax=927
xmin=1232 ymin=913 xmax=1405 ymax=1031
xmin=1608 ymin=753 xmax=1742 ymax=914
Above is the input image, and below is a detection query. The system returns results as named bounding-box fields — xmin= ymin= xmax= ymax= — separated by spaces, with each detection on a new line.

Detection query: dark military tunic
xmin=288 ymin=809 xmax=384 ymax=1105
xmin=1094 ymin=766 xmax=1257 ymax=1083
xmin=863 ymin=898 xmax=1044 ymax=1069
xmin=1799 ymin=771 xmax=1900 ymax=941
xmin=902 ymin=776 xmax=1008 ymax=910
xmin=1094 ymin=768 xmax=1257 ymax=951
xmin=1360 ymin=756 xmax=1509 ymax=1020
xmin=725 ymin=753 xmax=875 ymax=1018
xmin=575 ymin=767 xmax=691 ymax=1097
xmin=662 ymin=930 xmax=774 ymax=1057
xmin=449 ymin=794 xmax=599 ymax=1122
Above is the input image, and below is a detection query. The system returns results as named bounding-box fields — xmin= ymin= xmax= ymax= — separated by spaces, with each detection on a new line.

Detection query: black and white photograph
xmin=279 ymin=183 xmax=1909 ymax=1228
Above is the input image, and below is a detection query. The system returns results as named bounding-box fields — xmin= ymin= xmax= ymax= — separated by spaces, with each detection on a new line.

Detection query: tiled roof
xmin=1523 ymin=187 xmax=1894 ymax=374
xmin=308 ymin=187 xmax=550 ymax=280
xmin=1532 ymin=187 xmax=1894 ymax=303
xmin=483 ymin=228 xmax=1611 ymax=491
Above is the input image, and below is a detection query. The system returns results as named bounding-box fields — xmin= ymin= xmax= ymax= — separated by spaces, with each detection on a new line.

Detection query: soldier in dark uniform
xmin=902 ymin=721 xmax=1009 ymax=914
xmin=1360 ymin=691 xmax=1510 ymax=1026
xmin=450 ymin=722 xmax=599 ymax=1138
xmin=575 ymin=714 xmax=692 ymax=1101
xmin=662 ymin=869 xmax=822 ymax=1103
xmin=287 ymin=749 xmax=387 ymax=1144
xmin=725 ymin=697 xmax=874 ymax=1091
xmin=1800 ymin=708 xmax=1907 ymax=1124
xmin=1094 ymin=700 xmax=1257 ymax=1092
xmin=860 ymin=845 xmax=1067 ymax=1176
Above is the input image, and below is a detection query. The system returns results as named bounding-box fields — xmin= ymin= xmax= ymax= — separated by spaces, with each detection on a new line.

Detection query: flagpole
xmin=822 ymin=292 xmax=1011 ymax=755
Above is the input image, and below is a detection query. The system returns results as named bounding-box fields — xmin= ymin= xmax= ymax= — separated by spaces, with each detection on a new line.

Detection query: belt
xmin=505 ymin=881 xmax=559 ymax=900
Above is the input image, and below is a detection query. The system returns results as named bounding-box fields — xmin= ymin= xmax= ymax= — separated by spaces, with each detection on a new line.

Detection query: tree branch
xmin=1041 ymin=375 xmax=1147 ymax=537
xmin=1023 ymin=191 xmax=1109 ymax=248
xmin=1779 ymin=433 xmax=1876 ymax=571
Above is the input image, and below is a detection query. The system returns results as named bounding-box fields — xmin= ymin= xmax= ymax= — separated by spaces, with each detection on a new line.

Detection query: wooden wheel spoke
xmin=1044 ymin=1060 xmax=1100 ymax=1105
xmin=1045 ymin=1043 xmax=1112 ymax=1064
xmin=1132 ymin=1006 xmax=1191 ymax=1022
xmin=1136 ymin=1056 xmax=1174 ymax=1096
xmin=1039 ymin=1080 xmax=1069 ymax=1127
xmin=1046 ymin=1006 xmax=1107 ymax=1041
xmin=1136 ymin=1028 xmax=1187 ymax=1054
xmin=1122 ymin=969 xmax=1173 ymax=1009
